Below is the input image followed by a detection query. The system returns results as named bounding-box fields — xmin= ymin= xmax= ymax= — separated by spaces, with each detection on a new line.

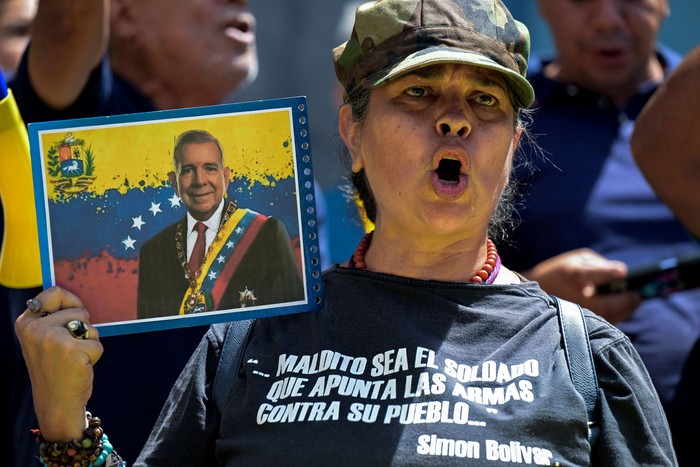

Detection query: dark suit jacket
xmin=137 ymin=214 xmax=304 ymax=319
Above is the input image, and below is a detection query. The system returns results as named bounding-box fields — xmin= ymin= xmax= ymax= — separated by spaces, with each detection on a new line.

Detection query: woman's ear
xmin=338 ymin=104 xmax=364 ymax=173
xmin=512 ymin=126 xmax=523 ymax=151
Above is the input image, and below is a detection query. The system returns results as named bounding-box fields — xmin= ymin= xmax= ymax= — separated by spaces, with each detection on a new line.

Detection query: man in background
xmin=499 ymin=0 xmax=699 ymax=457
xmin=12 ymin=0 xmax=257 ymax=119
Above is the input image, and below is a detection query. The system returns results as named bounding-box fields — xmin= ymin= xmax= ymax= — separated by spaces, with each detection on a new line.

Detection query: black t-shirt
xmin=139 ymin=266 xmax=675 ymax=465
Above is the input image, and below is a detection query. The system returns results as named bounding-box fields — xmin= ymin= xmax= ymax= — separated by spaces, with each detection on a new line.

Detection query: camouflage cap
xmin=333 ymin=0 xmax=535 ymax=108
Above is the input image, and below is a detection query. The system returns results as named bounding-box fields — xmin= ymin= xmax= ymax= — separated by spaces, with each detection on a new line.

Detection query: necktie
xmin=189 ymin=222 xmax=207 ymax=273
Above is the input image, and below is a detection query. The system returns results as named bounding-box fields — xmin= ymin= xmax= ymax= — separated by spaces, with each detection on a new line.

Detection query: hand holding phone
xmin=596 ymin=252 xmax=700 ymax=300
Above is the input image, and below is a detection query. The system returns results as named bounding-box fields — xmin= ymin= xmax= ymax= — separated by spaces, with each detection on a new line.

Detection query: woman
xmin=15 ymin=0 xmax=676 ymax=465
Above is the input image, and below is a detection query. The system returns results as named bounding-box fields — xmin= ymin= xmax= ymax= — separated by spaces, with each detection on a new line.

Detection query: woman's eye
xmin=474 ymin=94 xmax=497 ymax=106
xmin=404 ymin=86 xmax=428 ymax=98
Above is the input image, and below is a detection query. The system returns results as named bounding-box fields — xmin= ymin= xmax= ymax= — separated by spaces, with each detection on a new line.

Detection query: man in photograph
xmin=137 ymin=129 xmax=304 ymax=319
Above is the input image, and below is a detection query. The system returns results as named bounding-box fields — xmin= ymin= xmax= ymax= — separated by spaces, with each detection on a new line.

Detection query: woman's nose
xmin=436 ymin=105 xmax=471 ymax=138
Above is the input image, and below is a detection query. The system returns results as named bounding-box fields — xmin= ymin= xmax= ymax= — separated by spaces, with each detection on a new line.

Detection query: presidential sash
xmin=180 ymin=208 xmax=268 ymax=314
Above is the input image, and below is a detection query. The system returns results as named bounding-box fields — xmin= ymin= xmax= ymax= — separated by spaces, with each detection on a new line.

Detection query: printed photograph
xmin=29 ymin=97 xmax=322 ymax=335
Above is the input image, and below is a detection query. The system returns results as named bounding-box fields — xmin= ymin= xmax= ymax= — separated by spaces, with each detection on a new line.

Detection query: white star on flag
xmin=122 ymin=236 xmax=136 ymax=250
xmin=131 ymin=215 xmax=145 ymax=230
xmin=208 ymin=271 xmax=218 ymax=281
xmin=235 ymin=227 xmax=244 ymax=234
xmin=226 ymin=240 xmax=235 ymax=249
xmin=149 ymin=202 xmax=162 ymax=216
xmin=216 ymin=255 xmax=226 ymax=264
xmin=168 ymin=194 xmax=181 ymax=208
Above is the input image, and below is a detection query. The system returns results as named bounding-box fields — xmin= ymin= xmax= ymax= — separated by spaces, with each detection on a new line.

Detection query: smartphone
xmin=596 ymin=251 xmax=700 ymax=300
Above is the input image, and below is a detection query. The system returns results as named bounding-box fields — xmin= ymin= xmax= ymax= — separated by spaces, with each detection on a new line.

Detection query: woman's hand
xmin=15 ymin=286 xmax=103 ymax=441
xmin=523 ymin=248 xmax=642 ymax=323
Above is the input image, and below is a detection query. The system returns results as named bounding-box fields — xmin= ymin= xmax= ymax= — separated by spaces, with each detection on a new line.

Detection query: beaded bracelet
xmin=34 ymin=412 xmax=120 ymax=467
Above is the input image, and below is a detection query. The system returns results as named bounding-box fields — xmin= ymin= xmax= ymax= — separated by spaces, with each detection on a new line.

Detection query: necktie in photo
xmin=189 ymin=221 xmax=208 ymax=273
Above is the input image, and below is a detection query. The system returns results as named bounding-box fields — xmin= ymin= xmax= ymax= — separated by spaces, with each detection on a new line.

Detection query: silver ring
xmin=65 ymin=320 xmax=90 ymax=340
xmin=26 ymin=298 xmax=42 ymax=314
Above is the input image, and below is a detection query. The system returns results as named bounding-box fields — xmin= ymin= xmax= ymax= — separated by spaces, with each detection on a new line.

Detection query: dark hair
xmin=341 ymin=82 xmax=531 ymax=242
xmin=173 ymin=129 xmax=224 ymax=169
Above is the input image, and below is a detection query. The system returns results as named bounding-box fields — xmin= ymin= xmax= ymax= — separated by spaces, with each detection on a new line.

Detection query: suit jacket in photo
xmin=137 ymin=210 xmax=304 ymax=319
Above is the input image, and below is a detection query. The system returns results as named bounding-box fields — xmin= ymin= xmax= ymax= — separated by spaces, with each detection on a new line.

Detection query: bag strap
xmin=213 ymin=319 xmax=255 ymax=416
xmin=552 ymin=296 xmax=600 ymax=445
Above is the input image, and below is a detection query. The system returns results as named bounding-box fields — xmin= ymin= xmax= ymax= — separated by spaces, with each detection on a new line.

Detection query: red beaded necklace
xmin=351 ymin=231 xmax=499 ymax=283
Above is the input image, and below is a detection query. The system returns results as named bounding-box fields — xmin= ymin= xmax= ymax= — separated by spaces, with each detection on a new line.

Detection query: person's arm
xmin=632 ymin=46 xmax=700 ymax=238
xmin=27 ymin=0 xmax=108 ymax=109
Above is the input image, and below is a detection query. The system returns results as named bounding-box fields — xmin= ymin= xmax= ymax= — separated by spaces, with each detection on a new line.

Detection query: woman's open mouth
xmin=432 ymin=158 xmax=468 ymax=199
xmin=436 ymin=158 xmax=461 ymax=183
